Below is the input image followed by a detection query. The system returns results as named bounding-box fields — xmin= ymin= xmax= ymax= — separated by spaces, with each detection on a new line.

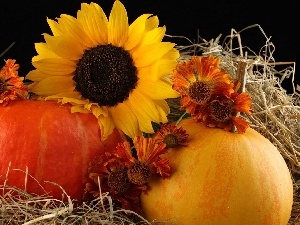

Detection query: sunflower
xmin=171 ymin=55 xmax=234 ymax=116
xmin=0 ymin=59 xmax=28 ymax=105
xmin=26 ymin=0 xmax=180 ymax=140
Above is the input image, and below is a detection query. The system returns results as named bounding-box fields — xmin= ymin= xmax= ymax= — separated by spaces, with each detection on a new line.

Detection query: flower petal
xmin=56 ymin=14 xmax=94 ymax=47
xmin=109 ymin=102 xmax=141 ymax=138
xmin=33 ymin=43 xmax=61 ymax=62
xmin=139 ymin=26 xmax=166 ymax=47
xmin=29 ymin=76 xmax=75 ymax=96
xmin=145 ymin=16 xmax=159 ymax=31
xmin=43 ymin=33 xmax=84 ymax=60
xmin=232 ymin=117 xmax=250 ymax=134
xmin=234 ymin=92 xmax=253 ymax=114
xmin=45 ymin=90 xmax=81 ymax=100
xmin=138 ymin=79 xmax=179 ymax=100
xmin=26 ymin=69 xmax=52 ymax=82
xmin=153 ymin=100 xmax=170 ymax=123
xmin=32 ymin=58 xmax=76 ymax=75
xmin=70 ymin=105 xmax=91 ymax=114
xmin=61 ymin=97 xmax=88 ymax=105
xmin=124 ymin=14 xmax=151 ymax=50
xmin=139 ymin=60 xmax=178 ymax=82
xmin=127 ymin=90 xmax=165 ymax=133
xmin=90 ymin=105 xmax=109 ymax=118
xmin=47 ymin=18 xmax=63 ymax=36
xmin=132 ymin=42 xmax=175 ymax=67
xmin=96 ymin=111 xmax=116 ymax=141
xmin=108 ymin=0 xmax=128 ymax=46
xmin=77 ymin=3 xmax=108 ymax=45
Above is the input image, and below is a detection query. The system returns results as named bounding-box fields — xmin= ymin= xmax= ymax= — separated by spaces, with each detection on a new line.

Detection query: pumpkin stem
xmin=230 ymin=61 xmax=247 ymax=133
xmin=236 ymin=61 xmax=247 ymax=93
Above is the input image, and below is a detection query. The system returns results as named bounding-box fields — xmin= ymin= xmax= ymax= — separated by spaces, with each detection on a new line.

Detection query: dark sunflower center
xmin=107 ymin=169 xmax=130 ymax=193
xmin=163 ymin=133 xmax=179 ymax=148
xmin=210 ymin=100 xmax=233 ymax=122
xmin=188 ymin=81 xmax=211 ymax=104
xmin=127 ymin=162 xmax=151 ymax=185
xmin=74 ymin=44 xmax=138 ymax=106
xmin=0 ymin=79 xmax=6 ymax=93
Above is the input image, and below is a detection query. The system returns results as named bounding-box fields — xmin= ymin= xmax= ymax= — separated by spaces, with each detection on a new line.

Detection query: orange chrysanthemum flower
xmin=115 ymin=136 xmax=171 ymax=185
xmin=84 ymin=136 xmax=171 ymax=213
xmin=0 ymin=59 xmax=28 ymax=105
xmin=196 ymin=92 xmax=253 ymax=133
xmin=84 ymin=152 xmax=147 ymax=214
xmin=171 ymin=55 xmax=234 ymax=116
xmin=153 ymin=123 xmax=189 ymax=148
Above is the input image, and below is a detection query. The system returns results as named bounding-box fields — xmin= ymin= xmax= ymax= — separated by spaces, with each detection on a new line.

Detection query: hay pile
xmin=0 ymin=185 xmax=151 ymax=224
xmin=1 ymin=24 xmax=299 ymax=224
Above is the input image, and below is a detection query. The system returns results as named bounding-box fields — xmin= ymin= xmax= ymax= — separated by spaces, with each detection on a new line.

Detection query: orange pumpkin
xmin=141 ymin=118 xmax=293 ymax=225
xmin=0 ymin=100 xmax=124 ymax=201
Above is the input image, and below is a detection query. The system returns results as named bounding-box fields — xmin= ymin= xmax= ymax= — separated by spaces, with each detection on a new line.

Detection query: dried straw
xmin=0 ymin=182 xmax=151 ymax=224
xmin=1 ymin=24 xmax=299 ymax=224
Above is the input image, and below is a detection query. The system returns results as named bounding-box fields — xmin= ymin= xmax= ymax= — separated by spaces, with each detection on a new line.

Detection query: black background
xmin=1 ymin=0 xmax=298 ymax=93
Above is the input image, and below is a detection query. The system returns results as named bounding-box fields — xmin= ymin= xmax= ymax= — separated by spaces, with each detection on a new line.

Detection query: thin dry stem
xmin=0 ymin=168 xmax=152 ymax=224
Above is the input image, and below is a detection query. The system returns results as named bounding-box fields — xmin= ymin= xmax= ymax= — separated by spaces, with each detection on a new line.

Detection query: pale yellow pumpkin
xmin=141 ymin=118 xmax=293 ymax=225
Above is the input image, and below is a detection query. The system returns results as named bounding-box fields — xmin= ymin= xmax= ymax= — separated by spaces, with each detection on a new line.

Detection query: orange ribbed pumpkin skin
xmin=0 ymin=100 xmax=124 ymax=201
xmin=141 ymin=118 xmax=293 ymax=225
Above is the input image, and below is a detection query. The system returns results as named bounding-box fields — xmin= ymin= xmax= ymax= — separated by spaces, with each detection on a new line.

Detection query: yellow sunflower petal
xmin=83 ymin=103 xmax=94 ymax=111
xmin=43 ymin=33 xmax=84 ymax=60
xmin=162 ymin=48 xmax=180 ymax=61
xmin=124 ymin=14 xmax=151 ymax=50
xmin=30 ymin=76 xmax=74 ymax=96
xmin=153 ymin=99 xmax=170 ymax=123
xmin=61 ymin=97 xmax=87 ymax=105
xmin=127 ymin=90 xmax=163 ymax=133
xmin=108 ymin=0 xmax=128 ymax=46
xmin=26 ymin=69 xmax=53 ymax=82
xmin=47 ymin=18 xmax=63 ymax=36
xmin=97 ymin=114 xmax=116 ymax=141
xmin=138 ymin=79 xmax=179 ymax=100
xmin=132 ymin=42 xmax=175 ymax=67
xmin=109 ymin=102 xmax=140 ymax=138
xmin=33 ymin=43 xmax=61 ymax=62
xmin=140 ymin=26 xmax=166 ymax=46
xmin=157 ymin=59 xmax=178 ymax=79
xmin=32 ymin=58 xmax=76 ymax=75
xmin=145 ymin=15 xmax=159 ymax=31
xmin=70 ymin=105 xmax=90 ymax=114
xmin=90 ymin=105 xmax=109 ymax=118
xmin=138 ymin=58 xmax=178 ymax=81
xmin=57 ymin=14 xmax=94 ymax=47
xmin=137 ymin=62 xmax=158 ymax=80
xmin=44 ymin=90 xmax=80 ymax=100
xmin=77 ymin=3 xmax=108 ymax=45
